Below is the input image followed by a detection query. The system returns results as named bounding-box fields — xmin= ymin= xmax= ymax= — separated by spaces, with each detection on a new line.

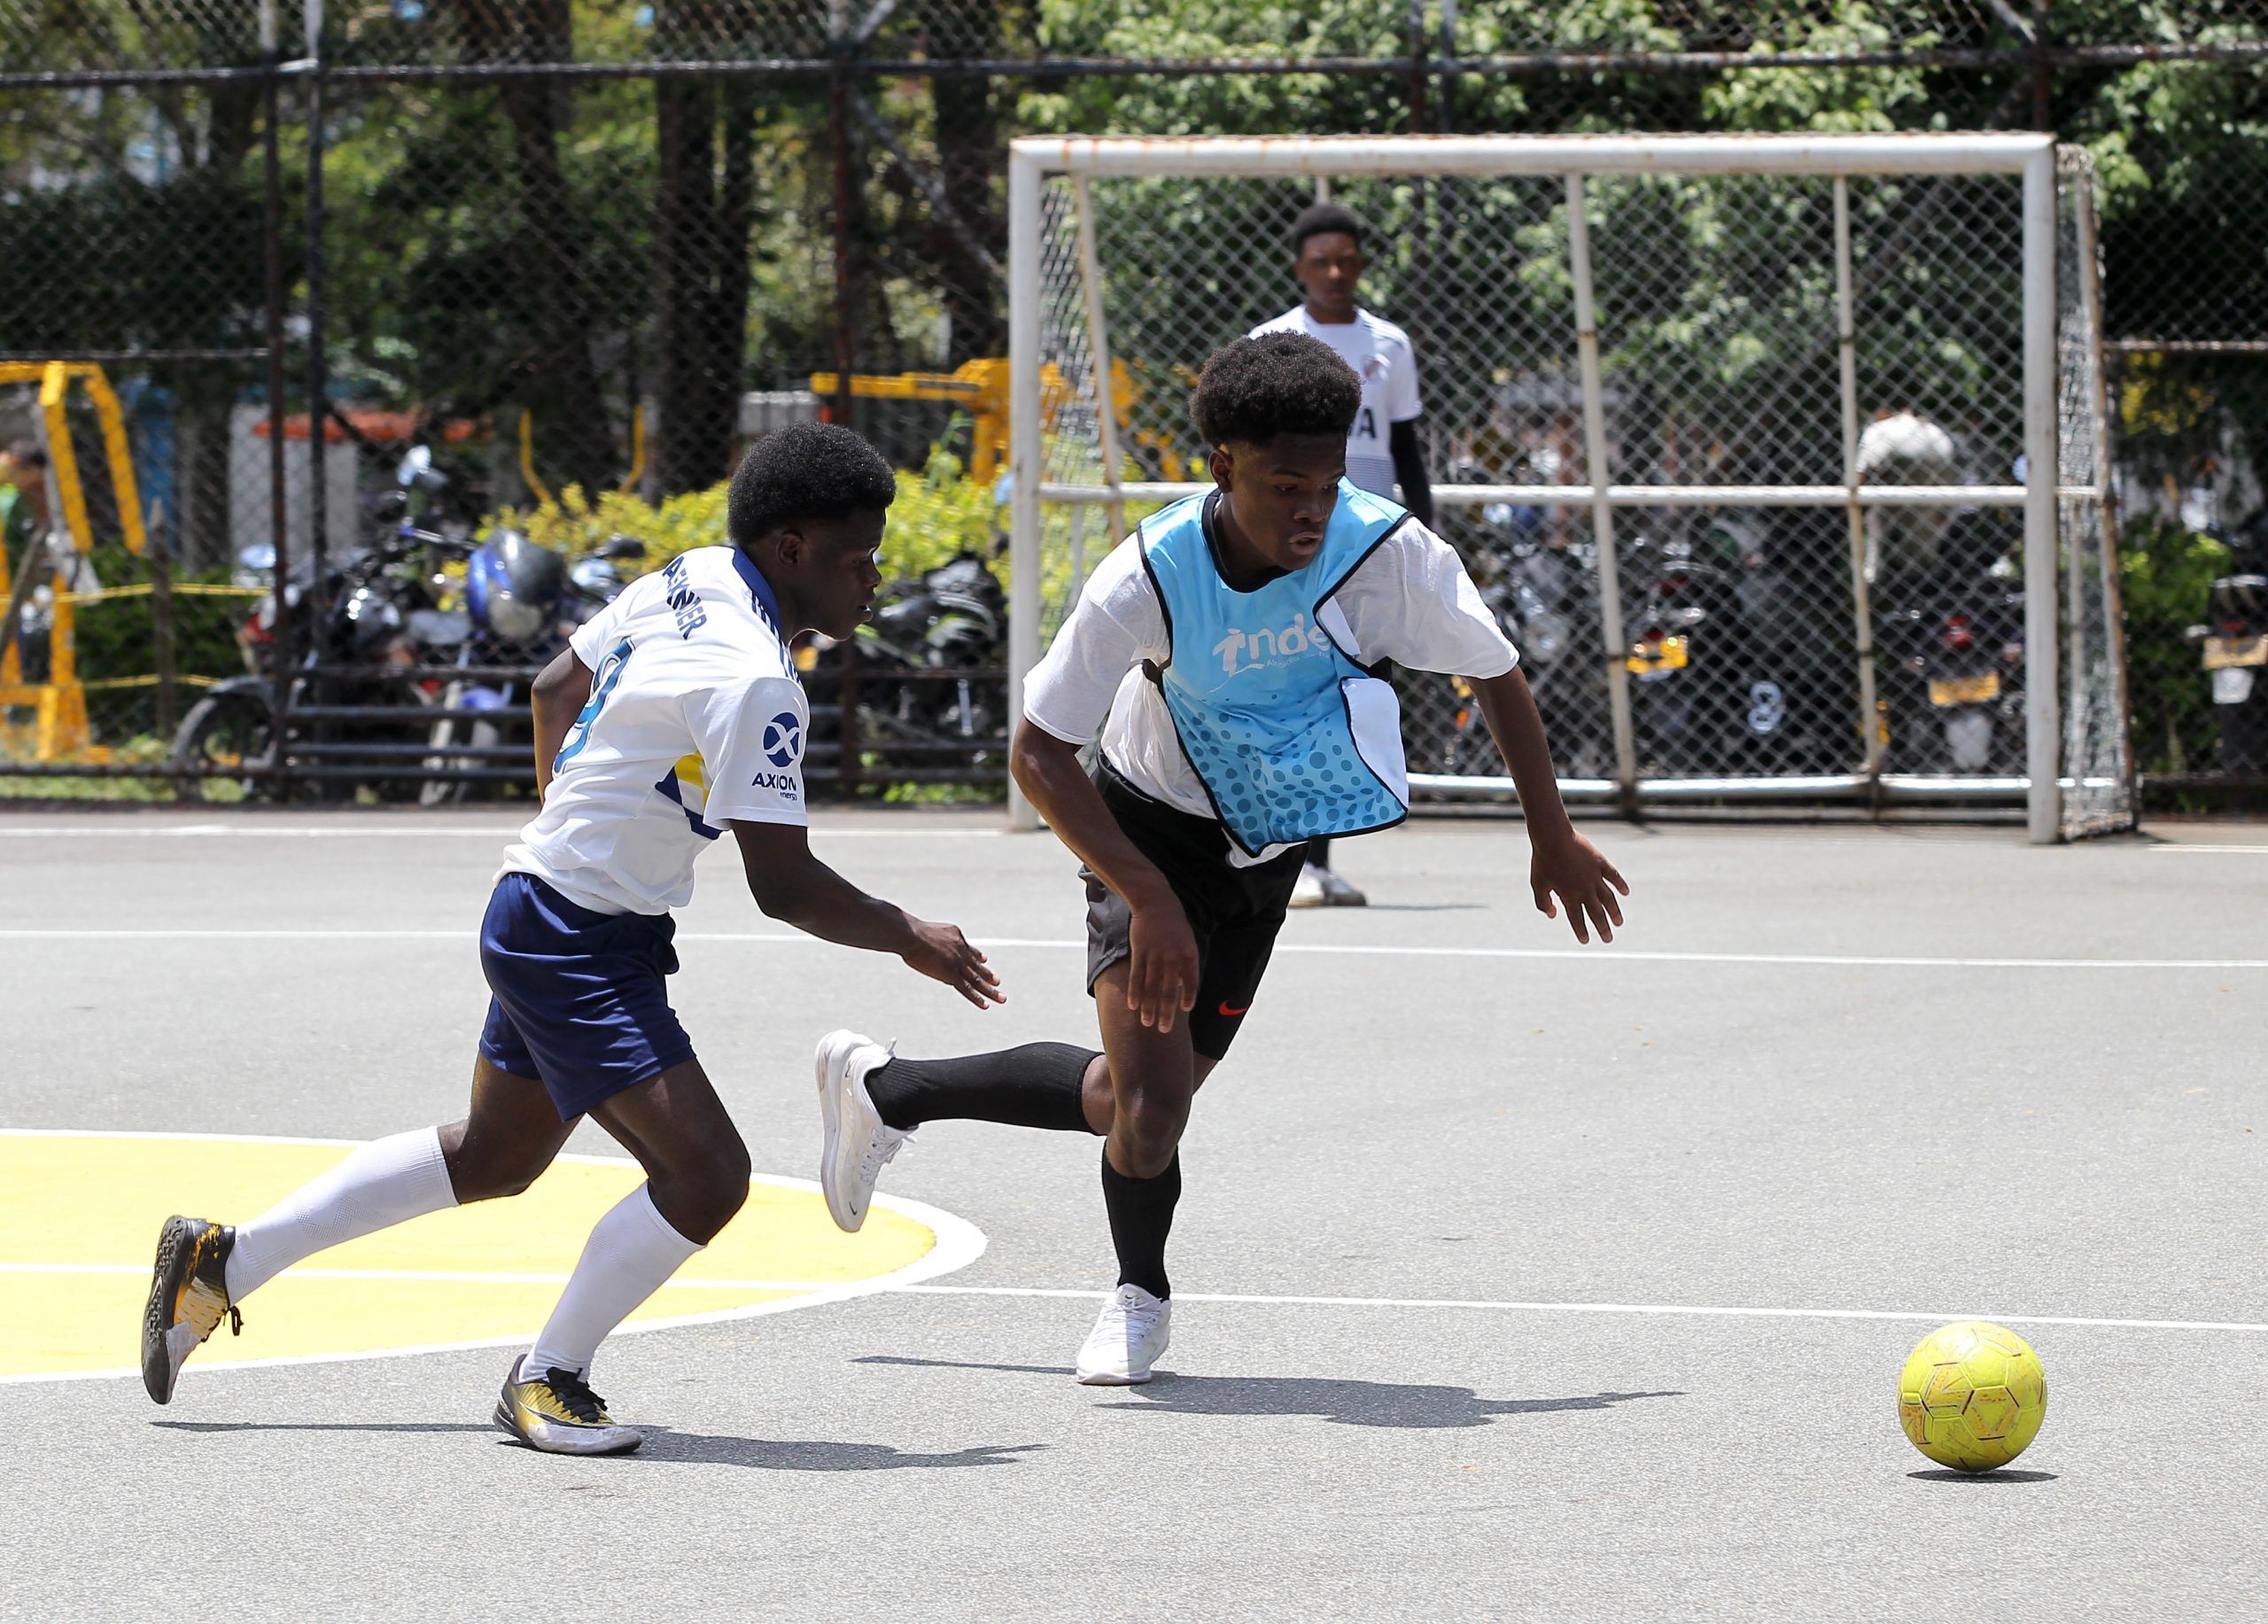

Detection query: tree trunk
xmin=177 ymin=82 xmax=264 ymax=567
xmin=925 ymin=3 xmax=1005 ymax=364
xmin=457 ymin=1 xmax=616 ymax=496
xmin=655 ymin=77 xmax=761 ymax=494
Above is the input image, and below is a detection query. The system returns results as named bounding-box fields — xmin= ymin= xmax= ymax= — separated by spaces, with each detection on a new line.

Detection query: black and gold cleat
xmin=493 ymin=1364 xmax=642 ymax=1456
xmin=141 ymin=1216 xmax=241 ymax=1404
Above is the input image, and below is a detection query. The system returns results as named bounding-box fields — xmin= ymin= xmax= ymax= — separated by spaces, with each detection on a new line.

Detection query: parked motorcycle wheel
xmin=169 ymin=691 xmax=275 ymax=803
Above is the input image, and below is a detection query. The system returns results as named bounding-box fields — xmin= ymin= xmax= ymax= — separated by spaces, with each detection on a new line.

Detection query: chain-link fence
xmin=0 ymin=3 xmax=2260 ymax=811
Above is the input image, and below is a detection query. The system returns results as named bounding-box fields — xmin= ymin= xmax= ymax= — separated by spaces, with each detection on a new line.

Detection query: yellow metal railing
xmin=0 ymin=361 xmax=150 ymax=761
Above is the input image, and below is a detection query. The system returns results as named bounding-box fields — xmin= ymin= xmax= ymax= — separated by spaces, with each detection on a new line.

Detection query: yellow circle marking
xmin=1 ymin=1132 xmax=964 ymax=1380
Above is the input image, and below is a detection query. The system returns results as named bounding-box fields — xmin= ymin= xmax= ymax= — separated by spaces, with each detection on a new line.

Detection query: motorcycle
xmin=1881 ymin=510 xmax=2028 ymax=775
xmin=417 ymin=527 xmax=641 ymax=805
xmin=1448 ymin=495 xmax=1611 ymax=780
xmin=802 ymin=552 xmax=1008 ymax=776
xmin=1621 ymin=521 xmax=1834 ymax=777
xmin=2187 ymin=510 xmax=2268 ymax=773
xmin=168 ymin=448 xmax=469 ymax=799
xmin=1439 ymin=544 xmax=1578 ymax=777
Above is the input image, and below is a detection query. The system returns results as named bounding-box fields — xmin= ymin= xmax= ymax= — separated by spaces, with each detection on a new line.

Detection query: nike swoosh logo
xmin=1217 ymin=1001 xmax=1252 ymax=1017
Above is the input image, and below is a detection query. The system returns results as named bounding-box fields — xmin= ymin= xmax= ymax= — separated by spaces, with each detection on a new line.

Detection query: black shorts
xmin=1082 ymin=763 xmax=1307 ymax=1061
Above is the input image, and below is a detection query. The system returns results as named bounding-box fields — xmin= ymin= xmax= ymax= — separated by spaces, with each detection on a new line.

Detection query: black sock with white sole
xmin=1099 ymin=1148 xmax=1180 ymax=1302
xmin=865 ymin=1043 xmax=1102 ymax=1134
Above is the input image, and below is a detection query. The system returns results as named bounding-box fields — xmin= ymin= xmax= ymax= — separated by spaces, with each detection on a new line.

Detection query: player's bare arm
xmin=1469 ymin=664 xmax=1628 ymax=944
xmin=529 ymin=648 xmax=593 ymax=797
xmin=1009 ymin=721 xmax=1200 ymax=1034
xmin=728 ymin=818 xmax=1002 ymax=1009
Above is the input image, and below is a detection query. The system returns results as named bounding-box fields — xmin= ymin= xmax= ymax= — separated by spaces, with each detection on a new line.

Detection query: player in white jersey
xmin=1251 ymin=202 xmax=1435 ymax=908
xmin=139 ymin=423 xmax=1001 ymax=1455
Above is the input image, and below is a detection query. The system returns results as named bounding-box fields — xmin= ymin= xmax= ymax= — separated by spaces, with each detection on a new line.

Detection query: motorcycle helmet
xmin=340 ymin=583 xmax=406 ymax=659
xmin=467 ymin=528 xmax=564 ymax=645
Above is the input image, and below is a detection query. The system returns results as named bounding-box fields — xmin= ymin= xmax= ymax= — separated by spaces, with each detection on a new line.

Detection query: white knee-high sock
xmin=522 ymin=1185 xmax=701 ymax=1381
xmin=224 ymin=1127 xmax=457 ymax=1301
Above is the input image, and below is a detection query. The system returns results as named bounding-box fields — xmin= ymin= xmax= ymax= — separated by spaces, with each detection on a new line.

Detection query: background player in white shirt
xmin=141 ymin=423 xmax=1001 ymax=1455
xmin=1252 ymin=202 xmax=1434 ymax=906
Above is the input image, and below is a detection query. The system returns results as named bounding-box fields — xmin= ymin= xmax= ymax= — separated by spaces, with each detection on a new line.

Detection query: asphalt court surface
xmin=4 ymin=808 xmax=2265 ymax=1620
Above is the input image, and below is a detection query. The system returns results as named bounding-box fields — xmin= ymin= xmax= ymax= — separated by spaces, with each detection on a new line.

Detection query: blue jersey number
xmin=553 ymin=640 xmax=633 ymax=773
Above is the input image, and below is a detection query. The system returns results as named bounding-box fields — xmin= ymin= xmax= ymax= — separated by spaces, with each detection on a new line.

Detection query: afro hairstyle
xmin=726 ymin=420 xmax=897 ymax=548
xmin=1290 ymin=202 xmax=1366 ymax=255
xmin=1189 ymin=332 xmax=1362 ymax=449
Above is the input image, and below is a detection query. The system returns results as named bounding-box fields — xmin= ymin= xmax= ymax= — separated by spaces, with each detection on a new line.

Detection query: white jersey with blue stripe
xmin=500 ymin=545 xmax=808 ymax=916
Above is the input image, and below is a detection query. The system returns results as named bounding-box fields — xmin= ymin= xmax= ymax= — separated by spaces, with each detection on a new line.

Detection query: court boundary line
xmin=3 ymin=928 xmax=2263 ymax=972
xmin=0 ymin=1130 xmax=987 ymax=1387
xmin=882 ymin=1284 xmax=2268 ymax=1334
xmin=0 ymin=826 xmax=1001 ymax=839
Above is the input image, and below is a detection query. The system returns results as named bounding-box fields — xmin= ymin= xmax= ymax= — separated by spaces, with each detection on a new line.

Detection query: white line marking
xmin=967 ymin=938 xmax=2268 ymax=972
xmin=0 ymin=1130 xmax=987 ymax=1387
xmin=19 ymin=1256 xmax=2264 ymax=1340
xmin=2 ymin=927 xmax=2262 ymax=971
xmin=0 ymin=1263 xmax=863 ymax=1291
xmin=0 ymin=825 xmax=1002 ymax=839
xmin=2149 ymin=844 xmax=2268 ymax=854
xmin=884 ymin=1285 xmax=2268 ymax=1335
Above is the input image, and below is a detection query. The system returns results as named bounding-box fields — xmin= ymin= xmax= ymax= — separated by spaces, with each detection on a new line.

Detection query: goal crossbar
xmin=1013 ymin=133 xmax=2054 ymax=179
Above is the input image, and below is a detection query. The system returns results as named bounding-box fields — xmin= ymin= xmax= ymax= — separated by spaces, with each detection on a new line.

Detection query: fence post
xmin=838 ymin=635 xmax=862 ymax=800
xmin=261 ymin=35 xmax=293 ymax=798
xmin=1006 ymin=143 xmax=1043 ymax=832
xmin=150 ymin=529 xmax=177 ymax=743
xmin=302 ymin=17 xmax=327 ymax=621
xmin=827 ymin=29 xmax=857 ymax=430
xmin=1834 ymin=176 xmax=1884 ymax=799
xmin=1565 ymin=173 xmax=1640 ymax=816
xmin=2022 ymin=145 xmax=2062 ymax=843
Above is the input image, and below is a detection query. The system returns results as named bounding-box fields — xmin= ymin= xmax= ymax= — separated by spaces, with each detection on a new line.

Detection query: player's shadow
xmin=856 ymin=1356 xmax=1681 ymax=1431
xmin=153 ymin=1421 xmax=494 ymax=1436
xmin=632 ymin=1431 xmax=1045 ymax=1472
xmin=154 ymin=1419 xmax=1043 ymax=1471
xmin=1907 ymin=1467 xmax=2059 ymax=1484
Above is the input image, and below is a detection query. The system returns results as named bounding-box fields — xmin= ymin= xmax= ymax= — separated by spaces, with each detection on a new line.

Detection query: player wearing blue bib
xmin=814 ymin=335 xmax=1627 ymax=1384
xmin=140 ymin=424 xmax=1002 ymax=1453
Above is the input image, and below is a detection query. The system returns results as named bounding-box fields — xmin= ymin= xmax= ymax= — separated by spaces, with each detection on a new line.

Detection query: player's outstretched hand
xmin=903 ymin=919 xmax=1006 ymax=1009
xmin=1530 ymin=828 xmax=1629 ymax=944
xmin=1127 ymin=900 xmax=1200 ymax=1035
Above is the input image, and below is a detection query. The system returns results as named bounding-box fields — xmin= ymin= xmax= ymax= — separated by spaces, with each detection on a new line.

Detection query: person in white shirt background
xmin=1251 ymin=202 xmax=1434 ymax=907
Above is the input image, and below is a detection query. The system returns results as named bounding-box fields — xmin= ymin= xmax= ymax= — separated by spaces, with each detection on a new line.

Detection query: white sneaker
xmin=815 ymin=1029 xmax=909 ymax=1233
xmin=1075 ymin=1284 xmax=1172 ymax=1385
xmin=1289 ymin=862 xmax=1328 ymax=908
xmin=1314 ymin=866 xmax=1367 ymax=906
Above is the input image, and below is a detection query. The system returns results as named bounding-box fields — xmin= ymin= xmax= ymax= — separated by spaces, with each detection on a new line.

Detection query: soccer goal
xmin=1005 ymin=134 xmax=2133 ymax=843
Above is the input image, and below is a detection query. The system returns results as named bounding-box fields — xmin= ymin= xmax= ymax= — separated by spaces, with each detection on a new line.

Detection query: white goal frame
xmin=1006 ymin=133 xmax=2114 ymax=843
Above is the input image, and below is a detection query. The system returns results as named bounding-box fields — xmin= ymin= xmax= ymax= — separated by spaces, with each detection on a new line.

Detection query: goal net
xmin=1006 ymin=134 xmax=2133 ymax=843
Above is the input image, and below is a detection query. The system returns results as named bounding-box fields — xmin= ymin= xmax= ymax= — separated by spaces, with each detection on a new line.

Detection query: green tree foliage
xmin=2118 ymin=521 xmax=2231 ymax=775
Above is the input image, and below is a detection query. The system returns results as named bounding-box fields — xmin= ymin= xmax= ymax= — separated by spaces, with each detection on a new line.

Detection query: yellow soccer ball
xmin=1898 ymin=1320 xmax=2047 ymax=1472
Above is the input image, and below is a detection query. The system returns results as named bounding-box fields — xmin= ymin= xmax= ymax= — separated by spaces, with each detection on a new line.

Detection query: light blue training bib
xmin=1139 ymin=479 xmax=1412 ymax=858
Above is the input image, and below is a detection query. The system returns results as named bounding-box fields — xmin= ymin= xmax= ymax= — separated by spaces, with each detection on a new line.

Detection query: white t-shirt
xmin=1023 ymin=515 xmax=1517 ymax=820
xmin=500 ymin=546 xmax=809 ymax=915
xmin=1248 ymin=306 xmax=1423 ymax=499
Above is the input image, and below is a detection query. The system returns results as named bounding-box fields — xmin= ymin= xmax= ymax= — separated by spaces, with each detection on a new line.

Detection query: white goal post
xmin=1006 ymin=133 xmax=2132 ymax=843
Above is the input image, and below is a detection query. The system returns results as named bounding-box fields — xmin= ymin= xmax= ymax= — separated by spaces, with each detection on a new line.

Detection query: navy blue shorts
xmin=478 ymin=873 xmax=696 ymax=1122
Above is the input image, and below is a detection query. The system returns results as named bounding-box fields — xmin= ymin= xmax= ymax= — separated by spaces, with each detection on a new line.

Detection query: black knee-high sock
xmin=1099 ymin=1147 xmax=1180 ymax=1302
xmin=864 ymin=1043 xmax=1101 ymax=1134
